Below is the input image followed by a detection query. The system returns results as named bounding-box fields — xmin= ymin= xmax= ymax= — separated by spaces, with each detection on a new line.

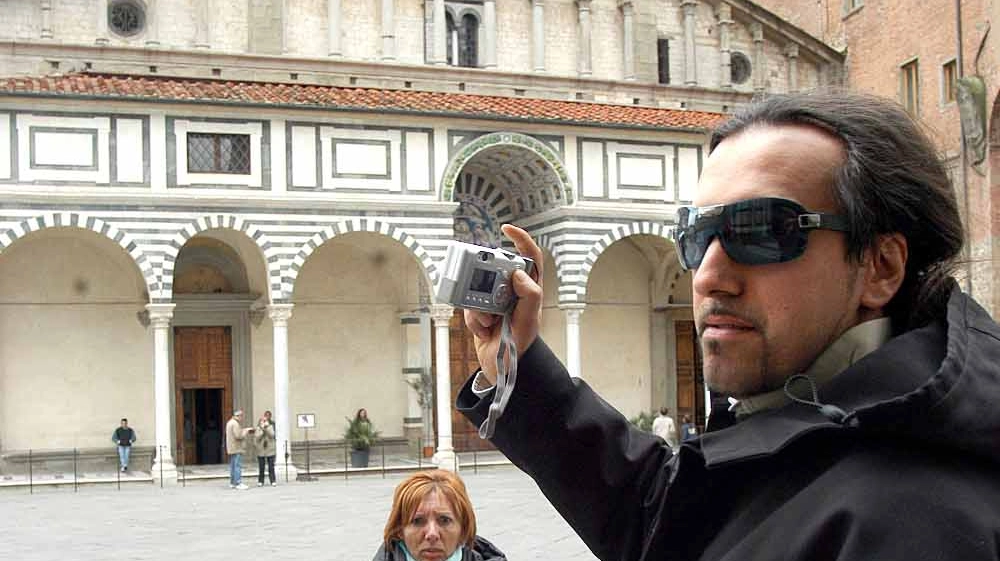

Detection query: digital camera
xmin=436 ymin=241 xmax=536 ymax=315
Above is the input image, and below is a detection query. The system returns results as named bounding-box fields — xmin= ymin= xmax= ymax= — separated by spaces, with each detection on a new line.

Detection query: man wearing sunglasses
xmin=457 ymin=91 xmax=1000 ymax=560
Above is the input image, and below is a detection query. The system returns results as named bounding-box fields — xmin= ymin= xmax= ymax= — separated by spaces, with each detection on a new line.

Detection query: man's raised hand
xmin=464 ymin=224 xmax=544 ymax=384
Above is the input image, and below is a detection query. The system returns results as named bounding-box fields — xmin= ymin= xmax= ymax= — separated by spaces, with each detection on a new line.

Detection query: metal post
xmin=116 ymin=447 xmax=121 ymax=491
xmin=417 ymin=437 xmax=422 ymax=469
xmin=955 ymin=0 xmax=972 ymax=294
xmin=73 ymin=447 xmax=78 ymax=493
xmin=343 ymin=445 xmax=348 ymax=481
xmin=178 ymin=444 xmax=185 ymax=488
xmin=305 ymin=428 xmax=312 ymax=481
xmin=284 ymin=440 xmax=290 ymax=483
xmin=473 ymin=447 xmax=478 ymax=475
xmin=159 ymin=446 xmax=164 ymax=488
xmin=381 ymin=443 xmax=386 ymax=478
xmin=28 ymin=449 xmax=33 ymax=494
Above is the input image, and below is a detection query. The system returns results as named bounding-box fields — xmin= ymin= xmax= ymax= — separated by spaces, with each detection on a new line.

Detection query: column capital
xmin=750 ymin=22 xmax=764 ymax=42
xmin=717 ymin=3 xmax=732 ymax=21
xmin=784 ymin=43 xmax=800 ymax=58
xmin=576 ymin=0 xmax=592 ymax=7
xmin=145 ymin=303 xmax=175 ymax=328
xmin=268 ymin=303 xmax=294 ymax=325
xmin=681 ymin=0 xmax=699 ymax=9
xmin=430 ymin=304 xmax=455 ymax=324
xmin=560 ymin=303 xmax=586 ymax=324
xmin=618 ymin=0 xmax=634 ymax=13
xmin=532 ymin=0 xmax=545 ymax=6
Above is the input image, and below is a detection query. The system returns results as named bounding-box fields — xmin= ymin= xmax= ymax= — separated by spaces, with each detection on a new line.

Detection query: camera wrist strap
xmin=479 ymin=313 xmax=518 ymax=439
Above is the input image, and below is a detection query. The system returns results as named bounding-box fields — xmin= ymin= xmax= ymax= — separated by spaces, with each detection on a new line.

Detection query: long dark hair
xmin=710 ymin=90 xmax=964 ymax=330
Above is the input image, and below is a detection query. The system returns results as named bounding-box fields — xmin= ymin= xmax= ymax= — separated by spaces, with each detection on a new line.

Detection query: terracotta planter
xmin=422 ymin=445 xmax=435 ymax=458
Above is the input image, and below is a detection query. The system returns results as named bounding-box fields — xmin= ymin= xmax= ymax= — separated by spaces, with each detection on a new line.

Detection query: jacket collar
xmin=730 ymin=318 xmax=892 ymax=418
xmin=698 ymin=294 xmax=956 ymax=468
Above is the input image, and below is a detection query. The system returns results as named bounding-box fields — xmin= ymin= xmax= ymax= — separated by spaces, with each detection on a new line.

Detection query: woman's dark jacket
xmin=372 ymin=536 xmax=506 ymax=561
xmin=458 ymin=288 xmax=1000 ymax=560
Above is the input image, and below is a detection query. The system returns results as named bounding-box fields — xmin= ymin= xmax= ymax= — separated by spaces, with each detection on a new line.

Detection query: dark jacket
xmin=457 ymin=288 xmax=1000 ymax=560
xmin=112 ymin=427 xmax=135 ymax=447
xmin=372 ymin=536 xmax=506 ymax=561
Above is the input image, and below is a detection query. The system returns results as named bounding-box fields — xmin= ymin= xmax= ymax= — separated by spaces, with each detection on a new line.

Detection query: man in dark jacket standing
xmin=111 ymin=418 xmax=136 ymax=473
xmin=457 ymin=91 xmax=1000 ymax=560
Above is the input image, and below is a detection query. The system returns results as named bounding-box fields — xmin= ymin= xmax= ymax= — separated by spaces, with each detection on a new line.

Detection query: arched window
xmin=460 ymin=14 xmax=479 ymax=68
xmin=445 ymin=10 xmax=479 ymax=68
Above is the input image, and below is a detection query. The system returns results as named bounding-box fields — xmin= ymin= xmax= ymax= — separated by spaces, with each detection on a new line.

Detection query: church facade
xmin=0 ymin=0 xmax=841 ymax=481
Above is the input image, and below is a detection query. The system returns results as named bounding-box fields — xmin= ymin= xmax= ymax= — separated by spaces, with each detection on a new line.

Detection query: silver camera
xmin=436 ymin=241 xmax=536 ymax=315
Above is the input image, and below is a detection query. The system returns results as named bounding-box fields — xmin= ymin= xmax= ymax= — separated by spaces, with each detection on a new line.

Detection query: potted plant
xmin=344 ymin=412 xmax=380 ymax=468
xmin=628 ymin=410 xmax=655 ymax=432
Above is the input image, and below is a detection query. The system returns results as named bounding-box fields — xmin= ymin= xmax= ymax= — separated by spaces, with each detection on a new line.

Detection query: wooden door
xmin=431 ymin=310 xmax=496 ymax=453
xmin=675 ymin=321 xmax=705 ymax=429
xmin=174 ymin=326 xmax=233 ymax=464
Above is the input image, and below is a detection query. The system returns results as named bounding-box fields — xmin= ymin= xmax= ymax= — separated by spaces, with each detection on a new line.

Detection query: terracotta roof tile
xmin=0 ymin=73 xmax=727 ymax=131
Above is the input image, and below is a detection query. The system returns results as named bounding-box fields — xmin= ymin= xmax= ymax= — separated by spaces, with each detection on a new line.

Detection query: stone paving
xmin=0 ymin=464 xmax=600 ymax=561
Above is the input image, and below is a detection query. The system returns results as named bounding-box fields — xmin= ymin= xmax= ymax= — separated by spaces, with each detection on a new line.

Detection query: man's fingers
xmin=501 ymin=224 xmax=543 ymax=284
xmin=465 ymin=309 xmax=498 ymax=339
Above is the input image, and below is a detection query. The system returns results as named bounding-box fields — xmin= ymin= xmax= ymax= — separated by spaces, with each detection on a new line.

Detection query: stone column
xmin=328 ymin=0 xmax=342 ymax=56
xmin=269 ymin=304 xmax=297 ymax=480
xmin=562 ymin=304 xmax=586 ymax=378
xmin=382 ymin=0 xmax=395 ymax=60
xmin=431 ymin=305 xmax=457 ymax=471
xmin=620 ymin=1 xmax=636 ymax=81
xmin=280 ymin=0 xmax=288 ymax=54
xmin=681 ymin=0 xmax=698 ymax=85
xmin=484 ymin=0 xmax=497 ymax=68
xmin=785 ymin=43 xmax=799 ymax=92
xmin=577 ymin=0 xmax=592 ymax=77
xmin=752 ymin=23 xmax=765 ymax=92
xmin=95 ymin=0 xmax=109 ymax=45
xmin=433 ymin=0 xmax=447 ymax=65
xmin=532 ymin=0 xmax=546 ymax=73
xmin=40 ymin=1 xmax=53 ymax=39
xmin=717 ymin=3 xmax=733 ymax=89
xmin=147 ymin=303 xmax=177 ymax=484
xmin=144 ymin=0 xmax=159 ymax=47
xmin=195 ymin=0 xmax=211 ymax=49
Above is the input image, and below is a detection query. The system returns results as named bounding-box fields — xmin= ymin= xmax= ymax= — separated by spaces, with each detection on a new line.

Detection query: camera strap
xmin=478 ymin=312 xmax=518 ymax=439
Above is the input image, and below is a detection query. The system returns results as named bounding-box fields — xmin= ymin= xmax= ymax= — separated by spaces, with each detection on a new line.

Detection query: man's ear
xmin=860 ymin=233 xmax=908 ymax=310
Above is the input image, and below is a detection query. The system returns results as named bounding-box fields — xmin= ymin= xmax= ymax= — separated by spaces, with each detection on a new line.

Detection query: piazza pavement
xmin=0 ymin=464 xmax=599 ymax=561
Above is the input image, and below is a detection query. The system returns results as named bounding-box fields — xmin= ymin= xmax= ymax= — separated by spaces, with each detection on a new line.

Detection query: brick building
xmin=0 ymin=0 xmax=842 ymax=483
xmin=755 ymin=0 xmax=1000 ymax=319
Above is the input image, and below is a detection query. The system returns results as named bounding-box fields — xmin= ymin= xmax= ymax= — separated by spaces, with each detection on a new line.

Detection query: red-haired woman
xmin=374 ymin=470 xmax=507 ymax=561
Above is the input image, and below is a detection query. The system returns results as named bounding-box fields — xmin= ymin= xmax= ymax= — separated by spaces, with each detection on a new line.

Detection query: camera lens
xmin=478 ymin=252 xmax=490 ymax=262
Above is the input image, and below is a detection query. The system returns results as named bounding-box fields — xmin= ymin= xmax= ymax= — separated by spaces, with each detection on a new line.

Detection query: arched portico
xmin=287 ymin=230 xmax=435 ymax=468
xmin=436 ymin=131 xmax=573 ymax=461
xmin=0 ymin=227 xmax=153 ymax=471
xmin=578 ymin=231 xmax=703 ymax=429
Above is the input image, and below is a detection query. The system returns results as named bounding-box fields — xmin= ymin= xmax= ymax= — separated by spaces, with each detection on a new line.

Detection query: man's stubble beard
xmin=701 ymin=337 xmax=771 ymax=398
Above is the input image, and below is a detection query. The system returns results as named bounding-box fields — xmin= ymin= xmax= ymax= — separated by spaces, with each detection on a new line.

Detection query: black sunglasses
xmin=673 ymin=197 xmax=849 ymax=270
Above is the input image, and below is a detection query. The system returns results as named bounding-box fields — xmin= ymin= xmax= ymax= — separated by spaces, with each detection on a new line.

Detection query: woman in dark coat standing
xmin=373 ymin=470 xmax=506 ymax=561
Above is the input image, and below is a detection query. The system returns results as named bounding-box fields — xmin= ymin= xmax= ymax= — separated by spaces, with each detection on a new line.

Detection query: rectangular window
xmin=187 ymin=133 xmax=251 ymax=174
xmin=900 ymin=59 xmax=919 ymax=115
xmin=942 ymin=59 xmax=957 ymax=104
xmin=657 ymin=39 xmax=670 ymax=85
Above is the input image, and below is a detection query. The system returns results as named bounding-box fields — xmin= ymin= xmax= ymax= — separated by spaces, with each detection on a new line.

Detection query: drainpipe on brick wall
xmin=957 ymin=0 xmax=972 ymax=293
